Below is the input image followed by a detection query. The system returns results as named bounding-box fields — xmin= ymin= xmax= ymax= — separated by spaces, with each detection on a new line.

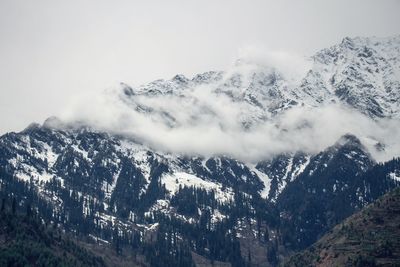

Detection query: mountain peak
xmin=340 ymin=36 xmax=356 ymax=49
xmin=22 ymin=122 xmax=41 ymax=133
xmin=172 ymin=74 xmax=189 ymax=84
xmin=43 ymin=116 xmax=64 ymax=129
xmin=191 ymin=71 xmax=223 ymax=83
xmin=335 ymin=133 xmax=362 ymax=147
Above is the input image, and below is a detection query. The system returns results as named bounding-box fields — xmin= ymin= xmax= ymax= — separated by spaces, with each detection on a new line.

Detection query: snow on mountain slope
xmin=3 ymin=36 xmax=395 ymax=205
xmin=2 ymin=122 xmax=397 ymax=257
xmin=161 ymin=172 xmax=234 ymax=203
xmin=1 ymin=36 xmax=400 ymax=207
xmin=296 ymin=36 xmax=400 ymax=118
xmin=256 ymin=152 xmax=311 ymax=201
xmin=117 ymin=36 xmax=400 ymax=125
xmin=0 ymin=123 xmax=273 ymax=211
xmin=8 ymin=36 xmax=392 ymax=208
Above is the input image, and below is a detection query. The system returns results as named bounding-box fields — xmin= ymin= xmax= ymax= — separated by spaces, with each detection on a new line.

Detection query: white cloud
xmin=236 ymin=46 xmax=312 ymax=83
xmin=2 ymin=1 xmax=400 ymax=135
xmin=60 ymin=75 xmax=400 ymax=163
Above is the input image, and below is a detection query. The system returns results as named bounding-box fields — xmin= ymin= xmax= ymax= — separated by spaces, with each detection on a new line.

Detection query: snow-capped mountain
xmin=116 ymin=35 xmax=400 ymax=129
xmin=68 ymin=35 xmax=400 ymax=165
xmin=298 ymin=36 xmax=400 ymax=118
xmin=1 ymin=36 xmax=400 ymax=266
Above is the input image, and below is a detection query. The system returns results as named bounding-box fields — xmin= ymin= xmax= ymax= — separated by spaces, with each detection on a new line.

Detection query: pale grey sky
xmin=0 ymin=0 xmax=399 ymax=134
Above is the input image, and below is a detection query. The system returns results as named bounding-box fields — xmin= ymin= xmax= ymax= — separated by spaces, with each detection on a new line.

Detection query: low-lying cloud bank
xmin=58 ymin=46 xmax=400 ymax=163
xmin=60 ymin=80 xmax=400 ymax=163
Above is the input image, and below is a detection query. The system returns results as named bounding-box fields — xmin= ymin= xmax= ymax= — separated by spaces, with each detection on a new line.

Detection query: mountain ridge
xmin=1 ymin=35 xmax=400 ymax=266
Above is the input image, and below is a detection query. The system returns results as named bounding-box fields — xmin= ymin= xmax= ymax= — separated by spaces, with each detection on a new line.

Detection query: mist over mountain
xmin=59 ymin=36 xmax=400 ymax=162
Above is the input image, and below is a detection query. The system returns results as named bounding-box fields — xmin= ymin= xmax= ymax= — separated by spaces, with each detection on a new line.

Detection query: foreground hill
xmin=0 ymin=206 xmax=105 ymax=267
xmin=284 ymin=188 xmax=400 ymax=267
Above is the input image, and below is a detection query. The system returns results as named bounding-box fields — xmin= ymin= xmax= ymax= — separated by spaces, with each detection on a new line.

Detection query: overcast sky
xmin=0 ymin=0 xmax=399 ymax=134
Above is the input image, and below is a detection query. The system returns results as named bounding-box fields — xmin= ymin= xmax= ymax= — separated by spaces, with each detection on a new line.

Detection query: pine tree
xmin=1 ymin=198 xmax=5 ymax=212
xmin=26 ymin=203 xmax=32 ymax=217
xmin=264 ymin=228 xmax=269 ymax=242
xmin=12 ymin=197 xmax=16 ymax=214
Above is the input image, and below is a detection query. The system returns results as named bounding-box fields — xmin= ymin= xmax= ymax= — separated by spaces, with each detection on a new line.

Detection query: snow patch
xmin=161 ymin=172 xmax=234 ymax=203
xmin=251 ymin=166 xmax=271 ymax=198
xmin=389 ymin=172 xmax=400 ymax=182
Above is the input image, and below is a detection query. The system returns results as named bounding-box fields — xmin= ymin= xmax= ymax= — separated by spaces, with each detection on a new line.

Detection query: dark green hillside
xmin=0 ymin=202 xmax=105 ymax=267
xmin=284 ymin=188 xmax=400 ymax=267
